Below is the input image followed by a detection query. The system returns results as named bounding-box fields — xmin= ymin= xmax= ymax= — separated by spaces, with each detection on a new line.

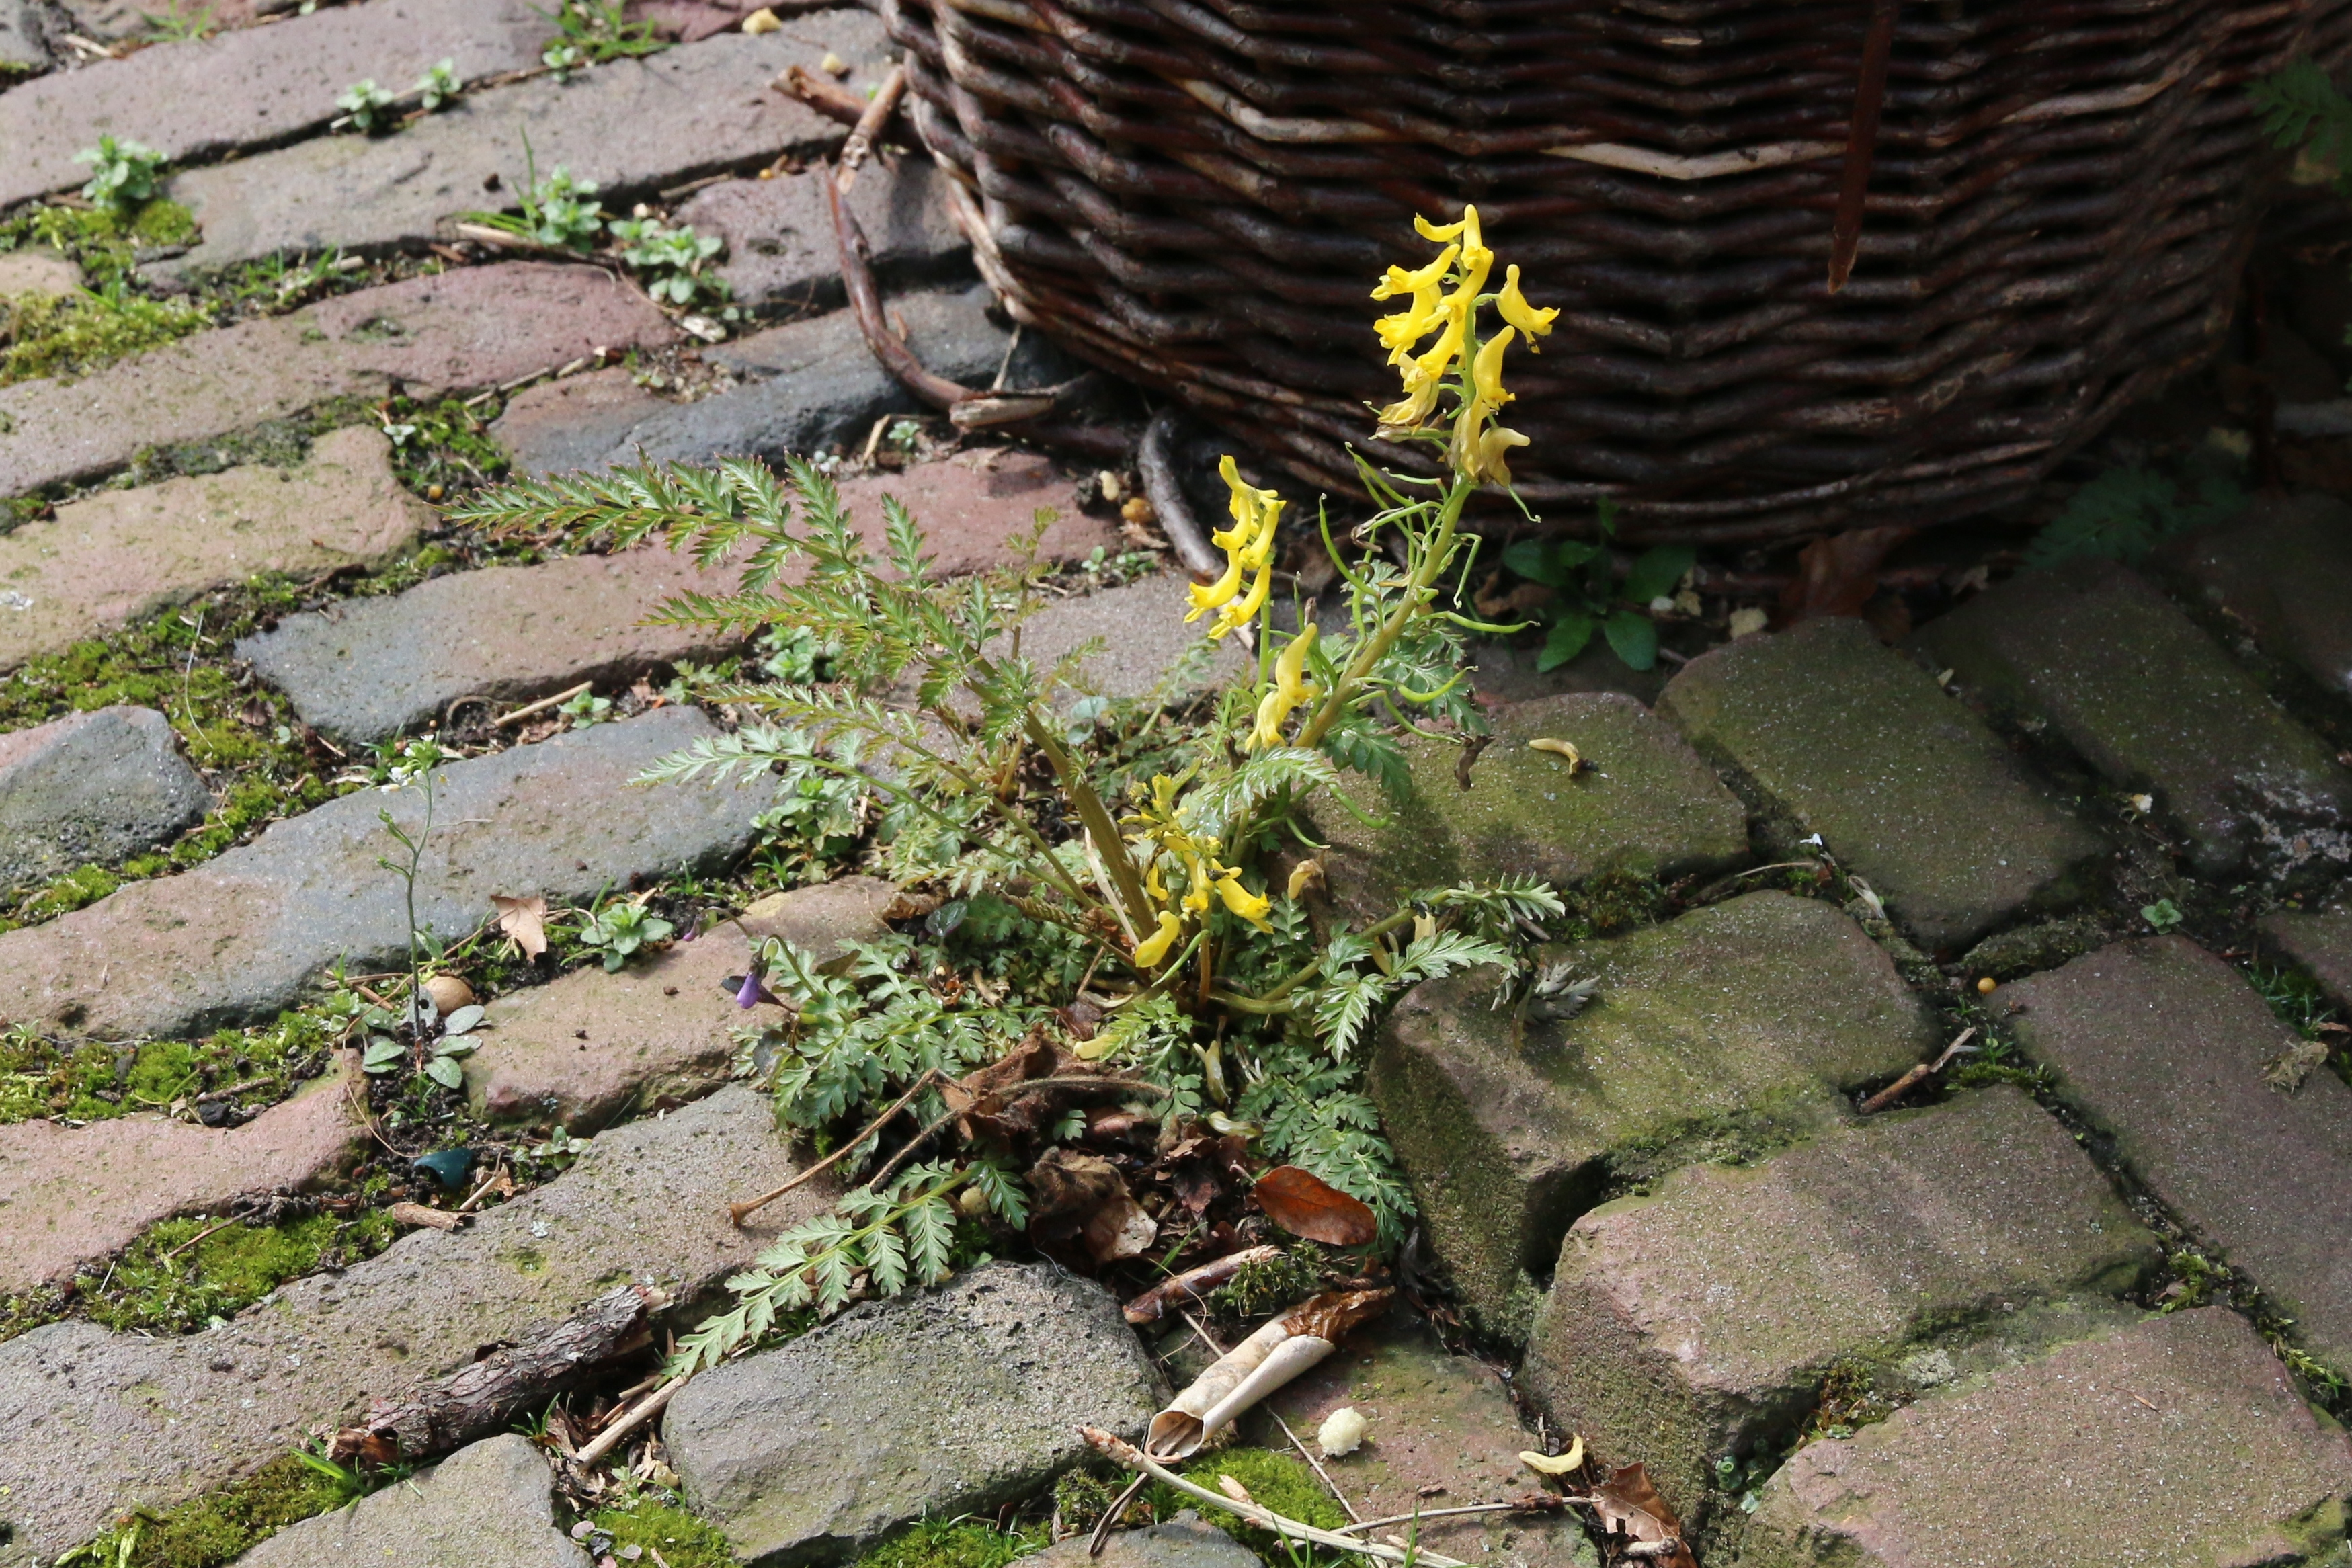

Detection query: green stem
xmin=1295 ymin=477 xmax=1473 ymax=750
xmin=1024 ymin=708 xmax=1154 ymax=931
xmin=1219 ymin=908 xmax=1417 ymax=1012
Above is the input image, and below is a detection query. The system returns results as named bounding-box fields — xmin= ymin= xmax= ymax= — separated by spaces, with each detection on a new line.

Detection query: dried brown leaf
xmin=1590 ymin=1464 xmax=1695 ymax=1568
xmin=1779 ymin=524 xmax=1914 ymax=623
xmin=492 ymin=893 xmax=549 ymax=959
xmin=1254 ymin=1165 xmax=1377 ymax=1247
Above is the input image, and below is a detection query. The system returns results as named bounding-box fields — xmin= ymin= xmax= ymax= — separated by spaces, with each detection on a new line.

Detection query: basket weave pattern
xmin=880 ymin=0 xmax=2352 ymax=541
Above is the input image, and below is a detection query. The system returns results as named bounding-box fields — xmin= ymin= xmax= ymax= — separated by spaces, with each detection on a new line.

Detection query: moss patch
xmin=1153 ymin=1446 xmax=1346 ymax=1560
xmin=0 ymin=1008 xmax=339 ymax=1126
xmin=592 ymin=1497 xmax=741 ymax=1568
xmin=77 ymin=1207 xmax=399 ymax=1335
xmin=852 ymin=1517 xmax=1049 ymax=1568
xmin=69 ymin=1450 xmax=358 ymax=1568
xmin=0 ymin=285 xmax=215 ymax=386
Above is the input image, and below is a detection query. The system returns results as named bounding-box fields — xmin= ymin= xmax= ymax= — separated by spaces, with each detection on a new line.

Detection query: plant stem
xmin=1220 ymin=909 xmax=1418 ymax=1013
xmin=1296 ymin=477 xmax=1471 ymax=750
xmin=1024 ymin=708 xmax=1153 ymax=930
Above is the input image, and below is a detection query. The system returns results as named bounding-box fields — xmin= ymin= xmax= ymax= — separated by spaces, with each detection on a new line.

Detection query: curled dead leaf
xmin=1254 ymin=1165 xmax=1378 ymax=1247
xmin=1591 ymin=1464 xmax=1695 ymax=1568
xmin=491 ymin=893 xmax=549 ymax=959
xmin=1519 ymin=1434 xmax=1584 ymax=1475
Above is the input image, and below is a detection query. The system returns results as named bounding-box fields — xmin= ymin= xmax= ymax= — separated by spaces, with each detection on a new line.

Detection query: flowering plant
xmin=452 ymin=207 xmax=1564 ymax=1368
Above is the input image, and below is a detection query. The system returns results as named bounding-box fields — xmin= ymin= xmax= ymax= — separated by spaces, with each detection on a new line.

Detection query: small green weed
xmin=1500 ymin=499 xmax=1693 ymax=671
xmin=2024 ymin=458 xmax=2243 ymax=572
xmin=1208 ymin=1241 xmax=1328 ymax=1319
xmin=334 ymin=79 xmax=399 ymax=134
xmin=850 ymin=1517 xmax=1048 ymax=1568
xmin=610 ymin=217 xmax=728 ymax=306
xmin=537 ymin=0 xmax=667 ymax=75
xmin=73 ymin=137 xmax=167 ymax=213
xmin=416 ymin=58 xmax=461 ymax=112
xmin=575 ymin=894 xmax=676 ymax=971
xmin=464 ymin=134 xmax=606 ymax=249
xmin=137 ymin=3 xmax=217 ymax=42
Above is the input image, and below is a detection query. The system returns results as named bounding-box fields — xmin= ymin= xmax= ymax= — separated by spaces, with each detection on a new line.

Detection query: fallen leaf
xmin=1254 ymin=1165 xmax=1378 ymax=1247
xmin=493 ymin=893 xmax=549 ymax=958
xmin=1519 ymin=1434 xmax=1584 ymax=1475
xmin=1779 ymin=524 xmax=1914 ymax=623
xmin=2264 ymin=1038 xmax=2330 ymax=1093
xmin=1029 ymin=1147 xmax=1158 ymax=1264
xmin=1590 ymin=1464 xmax=1695 ymax=1568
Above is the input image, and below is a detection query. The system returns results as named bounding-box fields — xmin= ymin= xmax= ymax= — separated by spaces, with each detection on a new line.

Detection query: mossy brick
xmin=1244 ymin=1313 xmax=1600 ymax=1568
xmin=0 ymin=1085 xmax=831 ymax=1567
xmin=1914 ymin=558 xmax=2352 ymax=876
xmin=0 ymin=705 xmax=209 ymax=890
xmin=678 ymin=158 xmax=967 ymax=311
xmin=234 ymin=1434 xmax=587 ymax=1568
xmin=1523 ymin=1086 xmax=2156 ymax=1524
xmin=1369 ymin=891 xmax=1935 ymax=1340
xmin=2160 ymin=492 xmax=2352 ymax=698
xmin=1311 ymin=692 xmax=1749 ymax=925
xmin=1740 ymin=1307 xmax=2352 ymax=1568
xmin=1656 ymin=617 xmax=2105 ymax=952
xmin=0 ymin=0 xmax=545 ymax=208
xmin=0 ymin=263 xmax=674 ymax=499
xmin=1998 ymin=936 xmax=2352 ymax=1370
xmin=2261 ymin=907 xmax=2352 ymax=1011
xmin=0 ymin=708 xmax=768 ymax=1042
xmin=0 ymin=425 xmax=427 ymax=669
xmin=665 ymin=1261 xmax=1160 ymax=1567
xmin=237 ymin=544 xmax=747 ymax=745
xmin=0 ymin=1057 xmax=358 ymax=1294
xmin=1029 ymin=1517 xmax=1262 ymax=1568
xmin=157 ymin=16 xmax=894 ymax=279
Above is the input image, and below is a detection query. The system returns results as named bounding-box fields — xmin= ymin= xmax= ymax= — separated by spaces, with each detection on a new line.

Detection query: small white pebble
xmin=1317 ymin=1406 xmax=1367 ymax=1458
xmin=741 ymin=7 xmax=781 ymax=32
xmin=1728 ymin=606 xmax=1769 ymax=639
xmin=820 ymin=50 xmax=848 ymax=74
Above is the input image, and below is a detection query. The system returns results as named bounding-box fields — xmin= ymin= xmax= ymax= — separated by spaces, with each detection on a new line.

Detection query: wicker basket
xmin=878 ymin=0 xmax=2352 ymax=542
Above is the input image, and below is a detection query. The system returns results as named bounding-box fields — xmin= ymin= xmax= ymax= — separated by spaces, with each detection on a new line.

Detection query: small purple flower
xmin=736 ymin=969 xmax=764 ymax=1008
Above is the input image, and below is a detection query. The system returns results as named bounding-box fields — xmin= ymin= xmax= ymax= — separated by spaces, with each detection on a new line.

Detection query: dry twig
xmin=1859 ymin=1027 xmax=1978 ymax=1114
xmin=729 ymin=1069 xmax=942 ymax=1225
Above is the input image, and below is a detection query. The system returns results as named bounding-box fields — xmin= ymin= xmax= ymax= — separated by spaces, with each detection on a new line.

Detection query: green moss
xmin=69 ymin=1450 xmax=352 ymax=1568
xmin=0 ymin=285 xmax=215 ymax=386
xmin=1151 ymin=1446 xmax=1347 ymax=1560
xmin=77 ymin=1206 xmax=395 ymax=1335
xmin=594 ymin=1497 xmax=746 ymax=1568
xmin=1559 ymin=867 xmax=1666 ymax=940
xmin=1208 ymin=1242 xmax=1328 ymax=1319
xmin=0 ymin=1009 xmax=339 ymax=1128
xmin=852 ymin=1518 xmax=1048 ymax=1568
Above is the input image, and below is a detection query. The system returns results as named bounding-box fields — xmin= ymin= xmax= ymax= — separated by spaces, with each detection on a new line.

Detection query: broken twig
xmin=729 ymin=1068 xmax=942 ymax=1225
xmin=1858 ymin=1026 xmax=1978 ymax=1114
xmin=836 ymin=64 xmax=907 ymax=191
xmin=1123 ymin=1245 xmax=1281 ymax=1324
xmin=574 ymin=1371 xmax=688 ymax=1467
xmin=495 ymin=681 xmax=594 ymax=728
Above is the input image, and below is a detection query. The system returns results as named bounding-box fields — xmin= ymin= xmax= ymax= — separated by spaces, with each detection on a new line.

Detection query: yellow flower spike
xmin=1376 ymin=283 xmax=1447 ymax=361
xmin=1215 ymin=872 xmax=1274 ymax=932
xmin=1185 ymin=554 xmax=1244 ymax=623
xmin=1214 ymin=560 xmax=1274 ymax=640
xmin=1182 ymin=852 xmax=1214 ymax=916
xmin=1131 ymin=910 xmax=1184 ymax=968
xmin=1414 ymin=207 xmax=1476 ymax=243
xmin=1144 ymin=856 xmax=1169 ymax=907
xmin=1190 ymin=458 xmax=1284 ymax=623
xmin=1410 ymin=306 xmax=1467 ymax=384
xmin=1473 ymin=421 xmax=1531 ymax=487
xmin=1498 ymin=264 xmax=1557 ymax=349
xmin=1371 ymin=244 xmax=1458 ymax=300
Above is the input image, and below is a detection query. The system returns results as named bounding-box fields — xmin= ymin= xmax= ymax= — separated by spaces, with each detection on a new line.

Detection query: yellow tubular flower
xmin=1188 ymin=456 xmax=1283 ymax=624
xmin=1469 ymin=421 xmax=1531 ymax=487
xmin=1377 ymin=362 xmax=1442 ymax=436
xmin=1415 ymin=209 xmax=1471 ymax=242
xmin=1216 ymin=873 xmax=1274 ymax=932
xmin=1411 ymin=306 xmax=1467 ymax=384
xmin=1131 ymin=910 xmax=1183 ymax=968
xmin=1182 ymin=852 xmax=1214 ymax=916
xmin=1472 ymin=327 xmax=1516 ymax=408
xmin=1248 ymin=624 xmax=1320 ymax=749
xmin=1185 ymin=552 xmax=1243 ymax=623
xmin=1214 ymin=558 xmax=1274 ymax=640
xmin=1498 ymin=264 xmax=1558 ymax=349
xmin=1371 ymin=244 xmax=1458 ymax=300
xmin=1376 ymin=282 xmax=1446 ymax=361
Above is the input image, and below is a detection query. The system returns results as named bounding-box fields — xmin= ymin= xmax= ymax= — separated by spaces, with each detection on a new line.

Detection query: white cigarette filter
xmin=1145 ymin=1287 xmax=1391 ymax=1457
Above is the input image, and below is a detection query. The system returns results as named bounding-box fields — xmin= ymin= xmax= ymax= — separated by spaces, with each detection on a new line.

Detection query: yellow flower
xmin=1377 ymin=361 xmax=1443 ymax=437
xmin=1463 ymin=418 xmax=1530 ymax=487
xmin=1188 ymin=456 xmax=1284 ymax=630
xmin=1375 ymin=283 xmax=1447 ymax=363
xmin=1471 ymin=327 xmax=1515 ymax=407
xmin=1182 ymin=851 xmax=1215 ymax=916
xmin=1414 ymin=208 xmax=1477 ymax=243
xmin=1449 ymin=328 xmax=1530 ymax=486
xmin=1131 ymin=910 xmax=1183 ymax=968
xmin=1498 ymin=264 xmax=1557 ymax=349
xmin=1371 ymin=245 xmax=1457 ymax=302
xmin=1215 ymin=872 xmax=1273 ymax=932
xmin=1248 ymin=624 xmax=1319 ymax=749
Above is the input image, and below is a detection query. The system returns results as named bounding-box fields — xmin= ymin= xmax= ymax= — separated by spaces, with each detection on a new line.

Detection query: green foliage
xmin=576 ymin=894 xmax=677 ymax=971
xmin=2141 ymin=897 xmax=2185 ymax=932
xmin=0 ymin=1007 xmax=340 ymax=1128
xmin=2024 ymin=460 xmax=2244 ymax=571
xmin=850 ymin=1518 xmax=1047 ymax=1568
xmin=335 ymin=79 xmax=398 ymax=133
xmin=1 ymin=280 xmax=214 ymax=386
xmin=2255 ymin=59 xmax=2352 ymax=191
xmin=465 ymin=134 xmax=608 ymax=249
xmin=1500 ymin=501 xmax=1693 ymax=672
xmin=538 ymin=0 xmax=665 ymax=76
xmin=138 ymin=3 xmax=218 ymax=41
xmin=416 ymin=58 xmax=461 ymax=112
xmin=610 ymin=216 xmax=728 ymax=306
xmin=1151 ymin=1447 xmax=1347 ymax=1560
xmin=1208 ymin=1241 xmax=1328 ymax=1318
xmin=77 ymin=1208 xmax=397 ymax=1335
xmin=74 ymin=136 xmax=167 ymax=212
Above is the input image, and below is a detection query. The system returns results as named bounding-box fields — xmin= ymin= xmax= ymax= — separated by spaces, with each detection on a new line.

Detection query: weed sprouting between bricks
xmin=450 ymin=204 xmax=1574 ymax=1374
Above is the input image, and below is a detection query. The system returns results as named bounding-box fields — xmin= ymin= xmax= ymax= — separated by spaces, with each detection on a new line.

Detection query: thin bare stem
xmin=729 ymin=1069 xmax=941 ymax=1225
xmin=1334 ymin=1503 xmax=1585 ymax=1536
xmin=575 ymin=1373 xmax=688 ymax=1467
xmin=1296 ymin=479 xmax=1471 ymax=751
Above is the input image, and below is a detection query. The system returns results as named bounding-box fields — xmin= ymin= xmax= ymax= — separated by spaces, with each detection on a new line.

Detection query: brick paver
xmin=1373 ymin=891 xmax=1935 ymax=1337
xmin=0 ymin=264 xmax=674 ymax=497
xmin=0 ymin=706 xmax=210 ymax=890
xmin=0 ymin=0 xmax=545 ymax=210
xmin=1525 ymin=1086 xmax=2154 ymax=1520
xmin=676 ymin=159 xmax=965 ymax=311
xmin=2000 ymin=936 xmax=2352 ymax=1368
xmin=2162 ymin=492 xmax=2352 ymax=699
xmin=1658 ymin=617 xmax=2106 ymax=951
xmin=159 ymin=16 xmax=891 ymax=278
xmin=0 ymin=426 xmax=429 ymax=668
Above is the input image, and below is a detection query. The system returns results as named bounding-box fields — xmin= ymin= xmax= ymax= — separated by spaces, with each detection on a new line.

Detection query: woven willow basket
xmin=877 ymin=0 xmax=2352 ymax=543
